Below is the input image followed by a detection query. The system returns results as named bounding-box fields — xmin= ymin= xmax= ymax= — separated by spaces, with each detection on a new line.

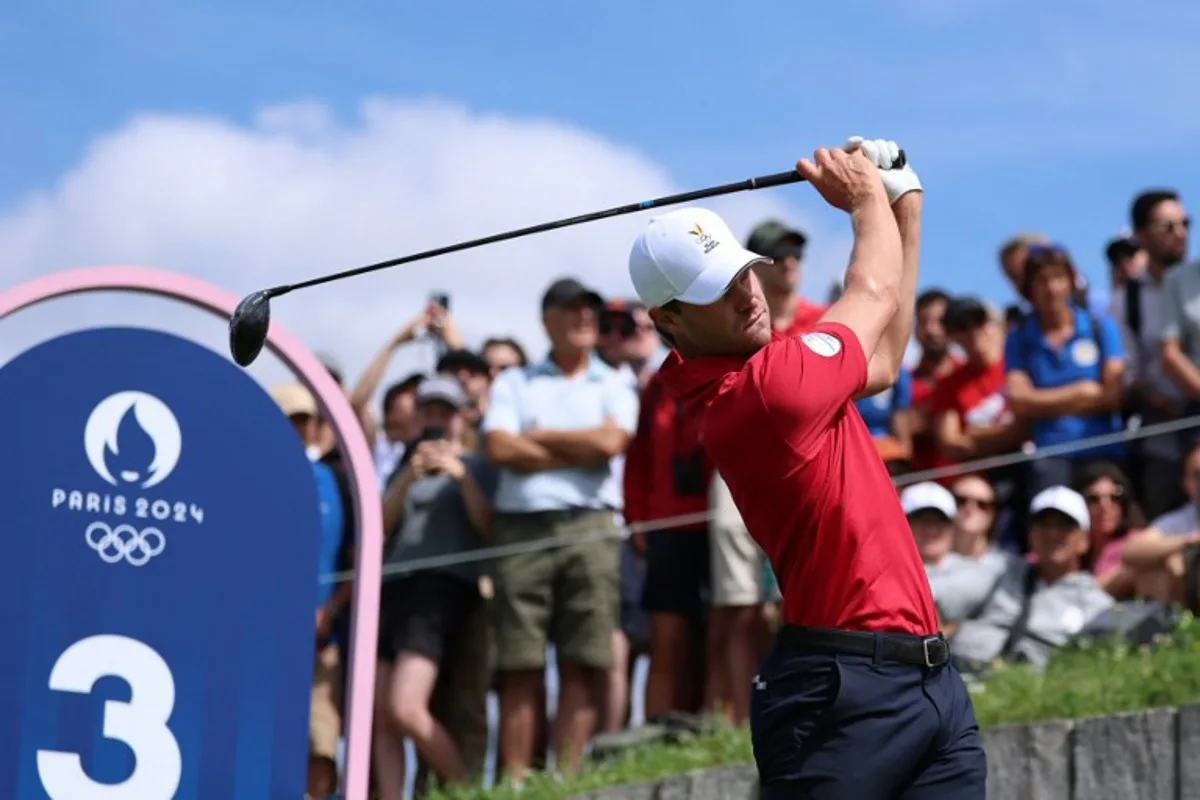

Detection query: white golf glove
xmin=845 ymin=136 xmax=922 ymax=204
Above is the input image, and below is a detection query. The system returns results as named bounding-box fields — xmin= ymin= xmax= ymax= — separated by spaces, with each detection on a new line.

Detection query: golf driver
xmin=228 ymin=152 xmax=906 ymax=367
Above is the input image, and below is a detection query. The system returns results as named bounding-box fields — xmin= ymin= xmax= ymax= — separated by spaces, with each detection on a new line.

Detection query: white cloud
xmin=0 ymin=97 xmax=850 ymax=404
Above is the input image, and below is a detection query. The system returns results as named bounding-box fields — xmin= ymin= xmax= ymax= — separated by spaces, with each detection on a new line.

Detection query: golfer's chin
xmin=739 ymin=316 xmax=772 ymax=352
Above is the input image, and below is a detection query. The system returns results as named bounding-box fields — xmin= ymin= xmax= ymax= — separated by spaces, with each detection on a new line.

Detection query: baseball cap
xmin=416 ymin=375 xmax=467 ymax=409
xmin=270 ymin=382 xmax=317 ymax=418
xmin=541 ymin=277 xmax=603 ymax=311
xmin=746 ymin=219 xmax=807 ymax=257
xmin=436 ymin=348 xmax=490 ymax=376
xmin=628 ymin=207 xmax=771 ymax=308
xmin=900 ymin=482 xmax=957 ymax=520
xmin=1030 ymin=486 xmax=1090 ymax=531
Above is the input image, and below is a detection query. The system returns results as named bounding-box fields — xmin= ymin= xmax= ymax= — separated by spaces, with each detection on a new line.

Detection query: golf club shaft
xmin=270 ymin=169 xmax=810 ymax=297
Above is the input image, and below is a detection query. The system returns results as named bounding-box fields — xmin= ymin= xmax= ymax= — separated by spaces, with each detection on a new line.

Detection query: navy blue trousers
xmin=751 ymin=631 xmax=987 ymax=799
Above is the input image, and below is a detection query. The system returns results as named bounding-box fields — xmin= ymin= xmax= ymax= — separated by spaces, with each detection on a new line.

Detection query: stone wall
xmin=571 ymin=704 xmax=1200 ymax=800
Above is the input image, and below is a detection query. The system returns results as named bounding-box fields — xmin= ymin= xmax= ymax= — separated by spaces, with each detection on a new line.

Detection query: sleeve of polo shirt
xmin=1160 ymin=270 xmax=1184 ymax=342
xmin=480 ymin=368 xmax=521 ymax=434
xmin=1003 ymin=327 xmax=1027 ymax=376
xmin=751 ymin=322 xmax=868 ymax=451
xmin=1097 ymin=315 xmax=1126 ymax=362
xmin=603 ymin=374 xmax=639 ymax=435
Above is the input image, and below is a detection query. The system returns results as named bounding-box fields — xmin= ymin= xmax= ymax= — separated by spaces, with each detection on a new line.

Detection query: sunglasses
xmin=770 ymin=244 xmax=805 ymax=262
xmin=599 ymin=312 xmax=652 ymax=338
xmin=1084 ymin=487 xmax=1125 ymax=505
xmin=953 ymin=494 xmax=995 ymax=512
xmin=1150 ymin=217 xmax=1191 ymax=234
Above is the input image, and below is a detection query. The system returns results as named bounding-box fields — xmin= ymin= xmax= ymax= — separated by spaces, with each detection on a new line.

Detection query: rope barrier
xmin=319 ymin=414 xmax=1200 ymax=585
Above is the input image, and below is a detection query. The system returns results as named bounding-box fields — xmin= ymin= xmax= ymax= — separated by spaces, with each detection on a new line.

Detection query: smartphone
xmin=429 ymin=292 xmax=450 ymax=311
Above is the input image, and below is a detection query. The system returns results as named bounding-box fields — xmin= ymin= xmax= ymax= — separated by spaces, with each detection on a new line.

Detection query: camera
xmin=672 ymin=449 xmax=708 ymax=497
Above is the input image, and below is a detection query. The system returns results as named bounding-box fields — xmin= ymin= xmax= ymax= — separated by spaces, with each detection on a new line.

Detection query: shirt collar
xmin=657 ymin=332 xmax=784 ymax=405
xmin=529 ymin=350 xmax=612 ymax=380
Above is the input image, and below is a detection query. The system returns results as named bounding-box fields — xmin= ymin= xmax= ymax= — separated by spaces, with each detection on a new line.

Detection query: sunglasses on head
xmin=1024 ymin=243 xmax=1068 ymax=260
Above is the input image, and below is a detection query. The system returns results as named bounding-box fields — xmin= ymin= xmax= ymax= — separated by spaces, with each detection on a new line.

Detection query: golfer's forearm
xmin=824 ymin=196 xmax=903 ymax=359
xmin=878 ymin=193 xmax=922 ymax=372
xmin=526 ymin=428 xmax=629 ymax=463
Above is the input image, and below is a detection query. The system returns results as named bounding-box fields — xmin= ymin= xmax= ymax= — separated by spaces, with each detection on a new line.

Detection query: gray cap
xmin=415 ymin=375 xmax=467 ymax=409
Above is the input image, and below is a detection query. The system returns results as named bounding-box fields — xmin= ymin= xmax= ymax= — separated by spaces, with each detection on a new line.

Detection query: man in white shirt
xmin=1111 ymin=189 xmax=1193 ymax=518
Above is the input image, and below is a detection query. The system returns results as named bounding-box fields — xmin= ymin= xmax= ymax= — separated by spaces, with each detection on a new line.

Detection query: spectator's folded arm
xmin=1160 ymin=338 xmax=1200 ymax=401
xmin=1120 ymin=527 xmax=1200 ymax=568
xmin=1005 ymin=371 xmax=1105 ymax=419
xmin=525 ymin=424 xmax=631 ymax=465
xmin=483 ymin=431 xmax=569 ymax=473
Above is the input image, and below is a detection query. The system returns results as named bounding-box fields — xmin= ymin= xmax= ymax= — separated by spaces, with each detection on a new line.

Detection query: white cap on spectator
xmin=270 ymin=382 xmax=317 ymax=418
xmin=899 ymin=482 xmax=957 ymax=520
xmin=628 ymin=207 xmax=770 ymax=308
xmin=1030 ymin=486 xmax=1090 ymax=531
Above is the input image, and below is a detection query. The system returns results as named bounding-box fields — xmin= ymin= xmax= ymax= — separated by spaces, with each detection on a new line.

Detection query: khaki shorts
xmin=310 ymin=642 xmax=343 ymax=761
xmin=492 ymin=509 xmax=620 ymax=671
xmin=709 ymin=472 xmax=764 ymax=608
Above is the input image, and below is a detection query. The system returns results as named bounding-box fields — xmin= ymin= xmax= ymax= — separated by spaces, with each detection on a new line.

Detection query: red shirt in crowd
xmin=909 ymin=353 xmax=962 ymax=472
xmin=777 ymin=298 xmax=827 ymax=338
xmin=927 ymin=358 xmax=1009 ymax=484
xmin=623 ymin=370 xmax=712 ymax=531
xmin=658 ymin=322 xmax=938 ymax=636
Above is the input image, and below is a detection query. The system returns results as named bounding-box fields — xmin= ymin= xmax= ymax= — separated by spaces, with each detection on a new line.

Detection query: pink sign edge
xmin=0 ymin=265 xmax=380 ymax=800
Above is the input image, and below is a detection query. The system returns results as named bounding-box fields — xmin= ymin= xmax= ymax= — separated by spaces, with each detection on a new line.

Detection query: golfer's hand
xmin=844 ymin=136 xmax=922 ymax=205
xmin=795 ymin=147 xmax=887 ymax=213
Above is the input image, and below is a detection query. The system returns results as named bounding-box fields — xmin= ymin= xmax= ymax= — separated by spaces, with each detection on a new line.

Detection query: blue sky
xmin=3 ymin=0 xmax=1199 ymax=383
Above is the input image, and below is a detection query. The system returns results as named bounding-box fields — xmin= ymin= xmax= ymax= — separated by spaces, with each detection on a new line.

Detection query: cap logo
xmin=689 ymin=223 xmax=720 ymax=255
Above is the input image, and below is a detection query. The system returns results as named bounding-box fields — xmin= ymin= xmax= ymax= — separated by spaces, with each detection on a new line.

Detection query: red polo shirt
xmin=777 ymin=298 xmax=827 ymax=337
xmin=623 ymin=370 xmax=712 ymax=530
xmin=658 ymin=322 xmax=938 ymax=635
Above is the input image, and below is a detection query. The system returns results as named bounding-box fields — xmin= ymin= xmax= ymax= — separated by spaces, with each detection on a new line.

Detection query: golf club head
xmin=229 ymin=290 xmax=272 ymax=367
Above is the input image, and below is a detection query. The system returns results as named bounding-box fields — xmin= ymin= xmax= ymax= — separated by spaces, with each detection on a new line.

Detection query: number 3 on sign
xmin=36 ymin=635 xmax=182 ymax=800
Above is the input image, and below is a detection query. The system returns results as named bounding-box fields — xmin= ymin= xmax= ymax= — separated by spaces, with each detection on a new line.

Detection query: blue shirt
xmin=1004 ymin=306 xmax=1125 ymax=458
xmin=855 ymin=367 xmax=912 ymax=437
xmin=311 ymin=461 xmax=345 ymax=610
xmin=482 ymin=352 xmax=639 ymax=513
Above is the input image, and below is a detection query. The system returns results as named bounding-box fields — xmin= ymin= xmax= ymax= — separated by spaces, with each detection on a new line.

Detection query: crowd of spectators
xmin=277 ymin=185 xmax=1200 ymax=798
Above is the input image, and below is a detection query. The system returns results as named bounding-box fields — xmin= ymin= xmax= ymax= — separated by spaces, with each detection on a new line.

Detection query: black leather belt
xmin=778 ymin=624 xmax=951 ymax=668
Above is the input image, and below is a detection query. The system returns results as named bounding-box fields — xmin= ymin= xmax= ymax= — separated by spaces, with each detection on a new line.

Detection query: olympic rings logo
xmin=85 ymin=522 xmax=166 ymax=567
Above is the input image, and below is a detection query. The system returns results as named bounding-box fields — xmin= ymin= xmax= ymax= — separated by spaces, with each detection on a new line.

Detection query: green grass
xmin=423 ymin=611 xmax=1200 ymax=800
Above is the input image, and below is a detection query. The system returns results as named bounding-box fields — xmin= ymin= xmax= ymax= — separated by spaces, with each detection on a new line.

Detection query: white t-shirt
xmin=1149 ymin=503 xmax=1199 ymax=537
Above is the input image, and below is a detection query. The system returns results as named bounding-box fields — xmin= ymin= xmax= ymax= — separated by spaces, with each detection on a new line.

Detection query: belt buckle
xmin=922 ymin=636 xmax=943 ymax=668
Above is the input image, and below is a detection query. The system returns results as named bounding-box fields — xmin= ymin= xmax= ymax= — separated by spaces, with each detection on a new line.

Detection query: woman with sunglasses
xmin=1073 ymin=461 xmax=1147 ymax=599
xmin=1004 ymin=245 xmax=1128 ymax=493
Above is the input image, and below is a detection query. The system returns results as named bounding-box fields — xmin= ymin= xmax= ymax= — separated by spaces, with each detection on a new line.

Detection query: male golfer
xmin=628 ymin=139 xmax=986 ymax=798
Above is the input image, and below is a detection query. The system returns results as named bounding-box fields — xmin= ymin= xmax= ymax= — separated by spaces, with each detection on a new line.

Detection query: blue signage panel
xmin=0 ymin=327 xmax=321 ymax=800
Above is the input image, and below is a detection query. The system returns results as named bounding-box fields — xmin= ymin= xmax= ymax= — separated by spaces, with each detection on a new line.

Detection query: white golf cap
xmin=628 ymin=207 xmax=771 ymax=308
xmin=900 ymin=481 xmax=957 ymax=520
xmin=1030 ymin=486 xmax=1090 ymax=532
